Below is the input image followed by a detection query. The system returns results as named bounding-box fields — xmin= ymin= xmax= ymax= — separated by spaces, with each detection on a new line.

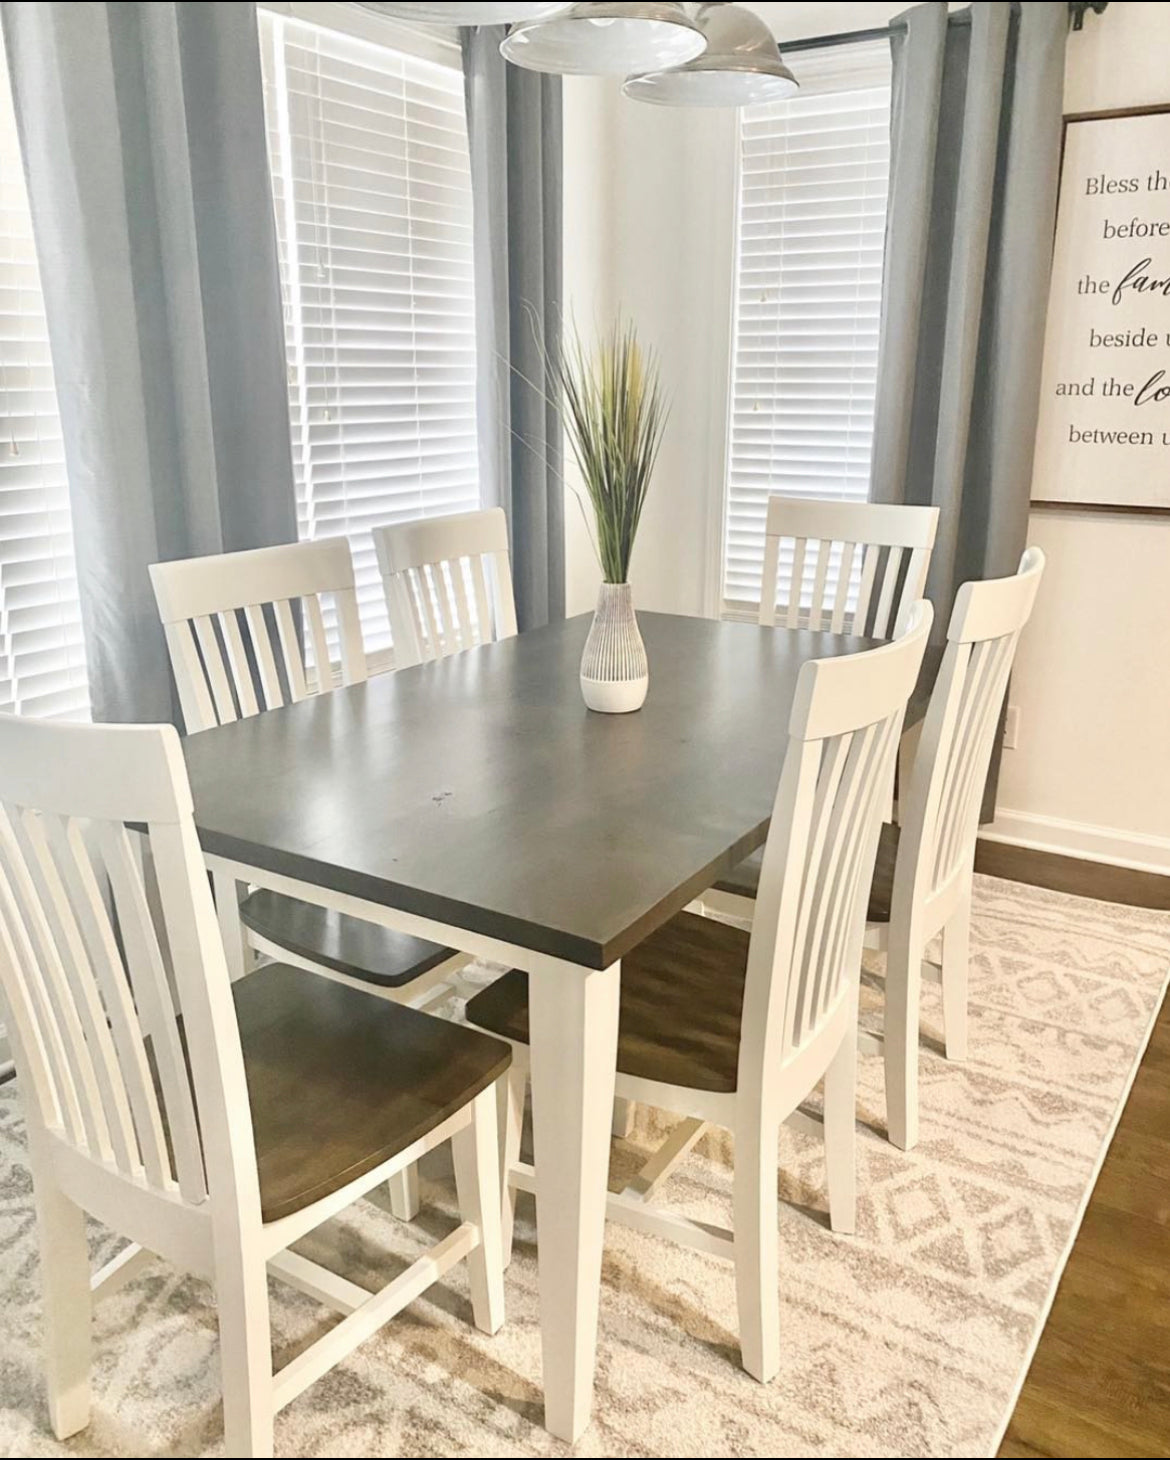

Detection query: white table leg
xmin=213 ymin=870 xmax=248 ymax=982
xmin=387 ymin=1165 xmax=420 ymax=1221
xmin=527 ymin=958 xmax=620 ymax=1444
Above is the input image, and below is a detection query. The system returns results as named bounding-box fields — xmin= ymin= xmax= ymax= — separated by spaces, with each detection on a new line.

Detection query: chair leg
xmin=733 ymin=1113 xmax=780 ymax=1384
xmin=452 ymin=1086 xmax=506 ymax=1335
xmin=215 ymin=1241 xmax=273 ymax=1457
xmin=387 ymin=1165 xmax=420 ymax=1221
xmin=822 ymin=1024 xmax=857 ymax=1235
xmin=497 ymin=1061 xmax=525 ymax=1268
xmin=213 ymin=870 xmax=250 ymax=983
xmin=884 ymin=917 xmax=924 ymax=1151
xmin=941 ymin=893 xmax=971 ymax=1063
xmin=34 ymin=1175 xmax=91 ymax=1440
xmin=894 ymin=720 xmax=923 ymax=825
xmin=611 ymin=1098 xmax=634 ymax=1139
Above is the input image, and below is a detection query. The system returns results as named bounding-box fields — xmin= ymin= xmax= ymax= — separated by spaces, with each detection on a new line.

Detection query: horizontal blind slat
xmin=260 ymin=10 xmax=480 ymax=662
xmin=724 ymin=48 xmax=892 ymax=615
xmin=0 ymin=31 xmax=90 ymax=719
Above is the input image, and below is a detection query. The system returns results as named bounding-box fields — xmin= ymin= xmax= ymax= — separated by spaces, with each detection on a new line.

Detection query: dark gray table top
xmin=185 ymin=611 xmax=935 ymax=969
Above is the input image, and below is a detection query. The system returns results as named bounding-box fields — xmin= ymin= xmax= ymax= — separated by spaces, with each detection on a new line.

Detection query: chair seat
xmin=239 ymin=888 xmax=456 ymax=989
xmin=467 ymin=912 xmax=751 ymax=1095
xmin=233 ymin=965 xmax=511 ymax=1223
xmin=714 ymin=821 xmax=901 ymax=925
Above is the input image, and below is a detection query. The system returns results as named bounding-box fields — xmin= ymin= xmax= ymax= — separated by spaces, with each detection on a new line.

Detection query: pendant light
xmin=501 ymin=2 xmax=706 ymax=77
xmin=367 ymin=4 xmax=573 ymax=22
xmin=623 ymin=3 xmax=798 ymax=107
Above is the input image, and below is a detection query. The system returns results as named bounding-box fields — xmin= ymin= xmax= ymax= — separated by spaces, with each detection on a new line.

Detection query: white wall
xmin=992 ymin=0 xmax=1170 ymax=870
xmin=562 ymin=76 xmax=615 ymax=616
xmin=562 ymin=4 xmax=907 ymax=618
xmin=563 ymin=0 xmax=1170 ymax=871
xmin=563 ymin=75 xmax=737 ymax=617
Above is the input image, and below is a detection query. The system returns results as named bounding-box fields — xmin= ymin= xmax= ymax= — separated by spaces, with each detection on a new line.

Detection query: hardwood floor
xmin=987 ymin=841 xmax=1170 ymax=1459
xmin=977 ymin=838 xmax=1170 ymax=912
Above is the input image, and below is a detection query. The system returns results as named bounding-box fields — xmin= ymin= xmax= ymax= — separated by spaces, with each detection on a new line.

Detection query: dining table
xmin=182 ymin=608 xmax=937 ymax=1443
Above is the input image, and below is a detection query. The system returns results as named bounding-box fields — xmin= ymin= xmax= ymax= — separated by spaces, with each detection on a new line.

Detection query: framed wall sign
xmin=1032 ymin=105 xmax=1170 ymax=513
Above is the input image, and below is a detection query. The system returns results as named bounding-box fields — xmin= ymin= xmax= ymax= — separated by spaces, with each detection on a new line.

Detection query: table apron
xmin=203 ymin=852 xmax=600 ymax=980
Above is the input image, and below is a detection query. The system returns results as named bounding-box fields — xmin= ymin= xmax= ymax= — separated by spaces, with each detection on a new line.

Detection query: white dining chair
xmin=150 ymin=538 xmax=470 ymax=1220
xmin=150 ymin=537 xmax=368 ymax=730
xmin=0 ymin=715 xmax=509 ymax=1457
xmin=864 ymin=548 xmax=1046 ymax=1150
xmin=467 ymin=602 xmax=932 ymax=1383
xmin=149 ymin=540 xmax=467 ymax=1000
xmin=702 ymin=551 xmax=1046 ymax=1152
xmin=758 ymin=495 xmax=939 ymax=639
xmin=372 ymin=507 xmax=518 ymax=668
xmin=713 ymin=496 xmax=940 ymax=905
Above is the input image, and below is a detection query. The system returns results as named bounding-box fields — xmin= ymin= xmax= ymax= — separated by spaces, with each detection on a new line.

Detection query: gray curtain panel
xmin=1 ymin=0 xmax=297 ymax=724
xmin=871 ymin=0 xmax=1067 ymax=623
xmin=461 ymin=25 xmax=564 ymax=633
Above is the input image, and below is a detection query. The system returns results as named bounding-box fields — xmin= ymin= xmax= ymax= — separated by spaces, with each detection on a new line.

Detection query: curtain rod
xmin=774 ymin=1 xmax=1108 ymax=57
xmin=777 ymin=25 xmax=897 ymax=56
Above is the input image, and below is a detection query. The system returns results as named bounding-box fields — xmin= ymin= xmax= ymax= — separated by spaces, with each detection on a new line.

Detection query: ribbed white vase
xmin=580 ymin=581 xmax=648 ymax=713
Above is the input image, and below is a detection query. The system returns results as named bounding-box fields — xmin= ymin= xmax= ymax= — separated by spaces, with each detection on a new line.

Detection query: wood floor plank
xmin=1048 ymin=1250 xmax=1170 ymax=1348
xmin=997 ymin=1436 xmax=1055 ymax=1459
xmin=976 ymin=838 xmax=1170 ymax=911
xmin=997 ymin=841 xmax=1170 ymax=1459
xmin=1005 ymin=1385 xmax=1169 ymax=1460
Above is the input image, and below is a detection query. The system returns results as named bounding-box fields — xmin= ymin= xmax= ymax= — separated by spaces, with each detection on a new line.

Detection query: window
xmin=0 ymin=33 xmax=89 ymax=718
xmin=258 ymin=8 xmax=479 ymax=663
xmin=723 ymin=42 xmax=892 ymax=617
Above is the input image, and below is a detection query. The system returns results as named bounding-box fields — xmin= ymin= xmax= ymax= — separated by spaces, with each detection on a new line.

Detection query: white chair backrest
xmin=898 ymin=548 xmax=1045 ymax=907
xmin=739 ymin=601 xmax=933 ymax=1098
xmin=760 ymin=496 xmax=939 ymax=639
xmin=150 ymin=539 xmax=367 ymax=733
xmin=0 ymin=716 xmax=255 ymax=1219
xmin=372 ymin=508 xmax=518 ymax=669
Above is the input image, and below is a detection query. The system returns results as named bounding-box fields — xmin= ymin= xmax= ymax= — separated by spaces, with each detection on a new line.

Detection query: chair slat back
xmin=372 ymin=508 xmax=518 ymax=669
xmin=899 ymin=549 xmax=1045 ymax=906
xmin=150 ymin=539 xmax=367 ymax=733
xmin=760 ymin=497 xmax=939 ymax=640
xmin=738 ymin=603 xmax=932 ymax=1100
xmin=0 ymin=717 xmax=255 ymax=1217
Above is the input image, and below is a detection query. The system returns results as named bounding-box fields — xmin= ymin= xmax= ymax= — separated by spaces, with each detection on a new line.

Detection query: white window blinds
xmin=724 ymin=42 xmax=892 ymax=616
xmin=258 ymin=10 xmax=479 ymax=661
xmin=0 ymin=36 xmax=89 ymax=719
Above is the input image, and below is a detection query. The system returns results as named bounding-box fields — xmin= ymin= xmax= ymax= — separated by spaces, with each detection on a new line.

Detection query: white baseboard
xmin=983 ymin=808 xmax=1170 ymax=876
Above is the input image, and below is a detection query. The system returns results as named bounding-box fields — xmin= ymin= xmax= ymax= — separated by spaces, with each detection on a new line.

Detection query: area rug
xmin=0 ymin=874 xmax=1167 ymax=1458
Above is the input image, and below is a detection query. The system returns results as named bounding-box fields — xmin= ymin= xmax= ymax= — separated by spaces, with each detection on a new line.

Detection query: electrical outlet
xmin=1003 ymin=706 xmax=1020 ymax=750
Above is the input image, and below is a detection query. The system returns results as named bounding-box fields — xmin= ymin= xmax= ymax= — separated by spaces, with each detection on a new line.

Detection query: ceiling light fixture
xmin=623 ymin=3 xmax=798 ymax=107
xmin=367 ymin=3 xmax=573 ymax=23
xmin=500 ymin=2 xmax=706 ymax=77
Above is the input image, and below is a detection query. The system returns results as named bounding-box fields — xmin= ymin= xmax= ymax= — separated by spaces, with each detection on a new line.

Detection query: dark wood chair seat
xmin=239 ymin=888 xmax=457 ymax=989
xmin=713 ymin=821 xmax=901 ymax=924
xmin=466 ymin=912 xmax=752 ymax=1095
xmin=233 ymin=965 xmax=511 ymax=1223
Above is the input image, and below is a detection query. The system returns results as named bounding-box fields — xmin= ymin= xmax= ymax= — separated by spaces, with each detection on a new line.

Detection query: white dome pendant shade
xmin=501 ymin=2 xmax=706 ymax=77
xmin=368 ymin=4 xmax=572 ymax=22
xmin=624 ymin=3 xmax=798 ymax=107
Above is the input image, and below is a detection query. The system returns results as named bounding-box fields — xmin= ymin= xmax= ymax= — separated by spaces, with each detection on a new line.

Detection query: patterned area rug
xmin=0 ymin=874 xmax=1167 ymax=1458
